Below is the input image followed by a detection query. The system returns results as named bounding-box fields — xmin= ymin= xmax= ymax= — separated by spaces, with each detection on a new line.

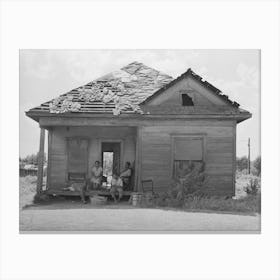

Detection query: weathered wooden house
xmin=26 ymin=61 xmax=251 ymax=197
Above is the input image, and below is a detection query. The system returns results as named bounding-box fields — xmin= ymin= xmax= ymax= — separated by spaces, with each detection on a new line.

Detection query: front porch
xmin=36 ymin=125 xmax=142 ymax=195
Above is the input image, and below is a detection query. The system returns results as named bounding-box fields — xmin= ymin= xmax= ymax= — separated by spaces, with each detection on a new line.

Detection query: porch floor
xmin=45 ymin=189 xmax=134 ymax=197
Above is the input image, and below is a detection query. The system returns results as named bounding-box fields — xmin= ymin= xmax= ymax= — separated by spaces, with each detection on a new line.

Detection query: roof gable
xmin=141 ymin=69 xmax=240 ymax=108
xmin=143 ymin=77 xmax=225 ymax=108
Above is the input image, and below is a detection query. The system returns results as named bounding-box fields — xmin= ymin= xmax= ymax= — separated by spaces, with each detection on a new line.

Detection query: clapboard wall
xmin=139 ymin=120 xmax=236 ymax=196
xmin=47 ymin=126 xmax=136 ymax=189
xmin=46 ymin=120 xmax=236 ymax=196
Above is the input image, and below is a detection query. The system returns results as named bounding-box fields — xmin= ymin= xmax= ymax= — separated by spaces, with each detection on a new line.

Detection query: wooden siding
xmin=47 ymin=120 xmax=236 ymax=196
xmin=48 ymin=126 xmax=136 ymax=190
xmin=139 ymin=120 xmax=235 ymax=195
xmin=160 ymin=88 xmax=215 ymax=108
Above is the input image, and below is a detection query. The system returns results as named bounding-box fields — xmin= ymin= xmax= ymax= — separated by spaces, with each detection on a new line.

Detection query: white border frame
xmin=1 ymin=1 xmax=280 ymax=280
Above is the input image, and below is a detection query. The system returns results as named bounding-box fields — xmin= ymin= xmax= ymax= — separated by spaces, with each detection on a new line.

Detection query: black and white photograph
xmin=20 ymin=49 xmax=261 ymax=232
xmin=1 ymin=1 xmax=280 ymax=279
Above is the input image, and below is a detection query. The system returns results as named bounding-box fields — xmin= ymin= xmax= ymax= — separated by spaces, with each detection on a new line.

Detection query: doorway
xmin=101 ymin=142 xmax=121 ymax=186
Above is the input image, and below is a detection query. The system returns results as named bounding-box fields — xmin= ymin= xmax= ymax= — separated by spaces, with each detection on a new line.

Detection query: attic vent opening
xmin=182 ymin=94 xmax=194 ymax=106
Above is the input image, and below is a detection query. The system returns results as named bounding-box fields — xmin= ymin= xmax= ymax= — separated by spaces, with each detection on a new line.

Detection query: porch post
xmin=36 ymin=127 xmax=45 ymax=194
xmin=46 ymin=128 xmax=52 ymax=190
xmin=135 ymin=126 xmax=143 ymax=192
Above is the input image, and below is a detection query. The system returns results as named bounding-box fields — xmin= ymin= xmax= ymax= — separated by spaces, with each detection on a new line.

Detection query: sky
xmin=20 ymin=49 xmax=260 ymax=160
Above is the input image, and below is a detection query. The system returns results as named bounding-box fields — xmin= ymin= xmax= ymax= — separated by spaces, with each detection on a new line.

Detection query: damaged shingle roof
xmin=28 ymin=61 xmax=174 ymax=115
xmin=27 ymin=61 xmax=244 ymax=116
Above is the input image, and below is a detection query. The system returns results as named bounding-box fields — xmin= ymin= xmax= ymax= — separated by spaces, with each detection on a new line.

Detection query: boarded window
xmin=173 ymin=137 xmax=204 ymax=180
xmin=174 ymin=137 xmax=203 ymax=160
xmin=67 ymin=138 xmax=88 ymax=174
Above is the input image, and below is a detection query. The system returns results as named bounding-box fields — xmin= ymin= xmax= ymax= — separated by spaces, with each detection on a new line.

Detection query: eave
xmin=26 ymin=110 xmax=251 ymax=127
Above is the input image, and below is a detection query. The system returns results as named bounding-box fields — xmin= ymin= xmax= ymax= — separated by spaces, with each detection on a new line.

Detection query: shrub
xmin=169 ymin=161 xmax=209 ymax=201
xmin=236 ymin=171 xmax=261 ymax=198
xmin=245 ymin=177 xmax=260 ymax=195
xmin=253 ymin=156 xmax=261 ymax=176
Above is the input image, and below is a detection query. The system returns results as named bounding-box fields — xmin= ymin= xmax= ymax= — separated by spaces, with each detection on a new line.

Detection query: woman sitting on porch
xmin=90 ymin=161 xmax=103 ymax=189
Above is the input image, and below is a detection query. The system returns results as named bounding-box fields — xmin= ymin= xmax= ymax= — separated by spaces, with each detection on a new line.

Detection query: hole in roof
xmin=182 ymin=94 xmax=194 ymax=106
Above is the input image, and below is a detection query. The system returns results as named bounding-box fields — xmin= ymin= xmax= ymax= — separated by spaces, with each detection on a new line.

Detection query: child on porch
xmin=110 ymin=173 xmax=123 ymax=202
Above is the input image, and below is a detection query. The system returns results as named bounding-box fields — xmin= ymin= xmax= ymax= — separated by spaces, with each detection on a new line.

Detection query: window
xmin=173 ymin=136 xmax=204 ymax=179
xmin=182 ymin=93 xmax=194 ymax=106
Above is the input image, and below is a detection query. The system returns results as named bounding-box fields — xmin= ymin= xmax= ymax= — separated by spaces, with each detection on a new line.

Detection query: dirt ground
xmin=19 ymin=176 xmax=260 ymax=232
xmin=20 ymin=200 xmax=260 ymax=232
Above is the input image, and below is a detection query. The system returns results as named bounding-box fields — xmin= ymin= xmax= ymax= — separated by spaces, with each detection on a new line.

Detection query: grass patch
xmin=183 ymin=194 xmax=261 ymax=213
xmin=140 ymin=193 xmax=261 ymax=214
xmin=138 ymin=164 xmax=261 ymax=214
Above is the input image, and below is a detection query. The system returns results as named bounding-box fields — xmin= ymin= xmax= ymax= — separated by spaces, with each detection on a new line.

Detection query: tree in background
xmin=236 ymin=156 xmax=248 ymax=172
xmin=253 ymin=156 xmax=261 ymax=176
xmin=236 ymin=155 xmax=261 ymax=177
xmin=20 ymin=152 xmax=47 ymax=165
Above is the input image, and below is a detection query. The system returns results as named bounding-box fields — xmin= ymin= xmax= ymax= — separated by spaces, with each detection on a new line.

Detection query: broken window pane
xmin=182 ymin=93 xmax=194 ymax=106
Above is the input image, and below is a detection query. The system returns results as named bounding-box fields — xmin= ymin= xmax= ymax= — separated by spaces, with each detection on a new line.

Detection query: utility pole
xmin=248 ymin=138 xmax=251 ymax=174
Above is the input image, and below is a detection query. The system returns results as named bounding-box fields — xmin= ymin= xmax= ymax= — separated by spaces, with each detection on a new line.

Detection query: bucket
xmin=131 ymin=193 xmax=142 ymax=206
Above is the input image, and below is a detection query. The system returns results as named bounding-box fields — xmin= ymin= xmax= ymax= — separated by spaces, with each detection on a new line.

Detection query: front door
xmin=101 ymin=142 xmax=121 ymax=176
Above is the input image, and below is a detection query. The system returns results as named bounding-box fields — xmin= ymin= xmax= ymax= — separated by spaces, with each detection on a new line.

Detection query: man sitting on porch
xmin=120 ymin=161 xmax=132 ymax=190
xmin=110 ymin=173 xmax=123 ymax=202
xmin=90 ymin=161 xmax=103 ymax=190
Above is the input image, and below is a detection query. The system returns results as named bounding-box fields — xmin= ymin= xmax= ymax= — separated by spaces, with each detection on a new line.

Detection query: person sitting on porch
xmin=120 ymin=162 xmax=132 ymax=190
xmin=110 ymin=173 xmax=123 ymax=202
xmin=90 ymin=161 xmax=103 ymax=189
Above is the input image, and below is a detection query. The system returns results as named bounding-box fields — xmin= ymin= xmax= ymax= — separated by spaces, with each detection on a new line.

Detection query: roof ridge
xmin=122 ymin=61 xmax=143 ymax=66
